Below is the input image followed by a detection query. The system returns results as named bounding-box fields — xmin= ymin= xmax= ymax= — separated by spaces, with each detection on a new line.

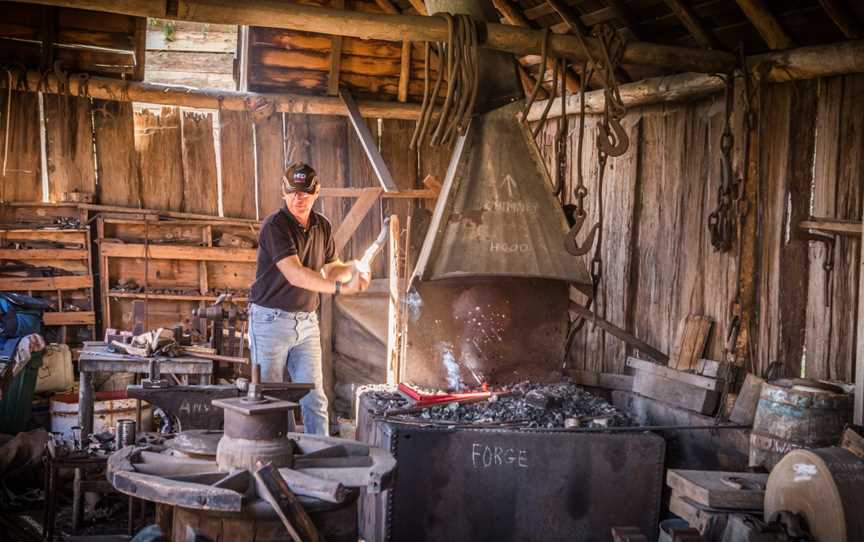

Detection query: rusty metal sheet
xmin=363 ymin=422 xmax=665 ymax=542
xmin=413 ymin=100 xmax=590 ymax=286
xmin=403 ymin=278 xmax=569 ymax=389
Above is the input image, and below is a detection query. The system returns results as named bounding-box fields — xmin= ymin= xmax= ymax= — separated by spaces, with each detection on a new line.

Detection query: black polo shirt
xmin=250 ymin=207 xmax=337 ymax=312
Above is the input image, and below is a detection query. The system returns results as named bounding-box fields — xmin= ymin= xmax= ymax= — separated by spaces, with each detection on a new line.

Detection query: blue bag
xmin=0 ymin=293 xmax=46 ymax=338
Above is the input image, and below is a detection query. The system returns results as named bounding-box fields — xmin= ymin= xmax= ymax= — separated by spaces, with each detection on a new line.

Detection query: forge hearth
xmin=355 ymin=384 xmax=665 ymax=542
xmin=360 ymin=380 xmax=633 ymax=429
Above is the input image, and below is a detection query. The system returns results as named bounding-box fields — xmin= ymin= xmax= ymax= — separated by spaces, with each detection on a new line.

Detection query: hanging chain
xmin=708 ymin=75 xmax=737 ymax=252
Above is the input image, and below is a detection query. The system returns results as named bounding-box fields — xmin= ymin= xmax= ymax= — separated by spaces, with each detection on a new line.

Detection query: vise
xmin=191 ymin=293 xmax=248 ymax=357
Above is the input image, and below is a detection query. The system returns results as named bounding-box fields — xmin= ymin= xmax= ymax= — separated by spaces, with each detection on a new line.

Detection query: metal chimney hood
xmin=412 ymin=101 xmax=590 ymax=285
xmin=413 ymin=0 xmax=590 ymax=287
xmin=400 ymin=0 xmax=589 ymax=390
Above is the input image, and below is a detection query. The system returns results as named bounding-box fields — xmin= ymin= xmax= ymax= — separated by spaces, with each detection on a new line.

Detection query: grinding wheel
xmin=765 ymin=447 xmax=864 ymax=542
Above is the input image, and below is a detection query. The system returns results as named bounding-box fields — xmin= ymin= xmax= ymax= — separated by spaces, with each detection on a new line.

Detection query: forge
xmin=403 ymin=0 xmax=590 ymax=391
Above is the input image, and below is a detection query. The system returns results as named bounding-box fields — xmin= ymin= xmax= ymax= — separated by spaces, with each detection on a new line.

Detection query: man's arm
xmin=276 ymin=255 xmax=347 ymax=294
xmin=321 ymin=259 xmax=354 ymax=283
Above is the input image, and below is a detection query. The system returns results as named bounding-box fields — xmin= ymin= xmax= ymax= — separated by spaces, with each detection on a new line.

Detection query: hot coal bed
xmin=355 ymin=381 xmax=666 ymax=542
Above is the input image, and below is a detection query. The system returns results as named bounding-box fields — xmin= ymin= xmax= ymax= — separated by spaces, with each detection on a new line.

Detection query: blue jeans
xmin=248 ymin=304 xmax=329 ymax=436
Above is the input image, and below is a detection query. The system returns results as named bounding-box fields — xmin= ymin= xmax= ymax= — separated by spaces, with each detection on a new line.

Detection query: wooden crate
xmin=96 ymin=216 xmax=259 ymax=332
xmin=0 ymin=204 xmax=96 ymax=344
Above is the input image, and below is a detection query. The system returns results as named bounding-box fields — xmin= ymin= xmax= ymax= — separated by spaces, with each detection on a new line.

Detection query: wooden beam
xmin=491 ymin=0 xmax=530 ymax=26
xmin=341 ymin=91 xmax=398 ymax=192
xmin=100 ymin=244 xmax=257 ymax=262
xmin=735 ymin=0 xmax=794 ymax=50
xmin=327 ymin=0 xmax=345 ymax=96
xmin=800 ymin=217 xmax=863 ymax=237
xmin=407 ymin=0 xmax=427 ymax=16
xmin=546 ymin=0 xmax=591 ymax=35
xmin=8 ymin=0 xmax=737 ymax=73
xmin=1 ymin=70 xmax=422 ymax=119
xmin=527 ymin=39 xmax=864 ymax=120
xmin=373 ymin=0 xmax=399 ymax=14
xmin=398 ymin=40 xmax=411 ymax=103
xmin=333 ymin=188 xmax=384 ymax=254
xmin=662 ymin=0 xmax=720 ymax=49
xmin=320 ymin=187 xmax=437 ymax=199
xmin=818 ymin=0 xmax=863 ymax=39
xmin=746 ymin=39 xmax=864 ymax=81
xmin=569 ymin=302 xmax=669 ymax=363
xmin=386 ymin=214 xmax=401 ymax=385
xmin=492 ymin=0 xmax=580 ymax=92
xmin=856 ymin=188 xmax=864 ymax=425
xmin=604 ymin=0 xmax=642 ymax=40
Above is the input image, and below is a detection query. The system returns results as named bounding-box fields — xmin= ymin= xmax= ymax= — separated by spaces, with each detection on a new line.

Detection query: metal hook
xmin=596 ymin=116 xmax=629 ymax=157
xmin=564 ymin=213 xmax=599 ymax=256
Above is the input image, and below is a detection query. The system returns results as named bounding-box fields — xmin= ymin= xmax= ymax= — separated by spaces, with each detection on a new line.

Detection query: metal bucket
xmin=749 ymin=379 xmax=851 ymax=470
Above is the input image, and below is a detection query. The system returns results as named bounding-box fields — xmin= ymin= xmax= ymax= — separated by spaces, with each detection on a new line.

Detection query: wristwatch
xmin=334 ymin=280 xmax=342 ymax=296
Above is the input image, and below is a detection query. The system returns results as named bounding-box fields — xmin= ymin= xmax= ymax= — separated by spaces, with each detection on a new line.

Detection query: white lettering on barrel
xmin=471 ymin=442 xmax=528 ymax=469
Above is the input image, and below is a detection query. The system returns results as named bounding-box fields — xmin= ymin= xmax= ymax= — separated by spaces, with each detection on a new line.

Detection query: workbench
xmin=77 ymin=341 xmax=213 ymax=439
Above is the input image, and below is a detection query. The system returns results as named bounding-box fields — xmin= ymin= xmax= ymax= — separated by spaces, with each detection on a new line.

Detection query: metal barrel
xmin=749 ymin=378 xmax=852 ymax=470
xmin=115 ymin=419 xmax=137 ymax=449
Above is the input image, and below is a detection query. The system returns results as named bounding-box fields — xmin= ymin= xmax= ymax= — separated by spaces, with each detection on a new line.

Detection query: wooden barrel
xmin=765 ymin=447 xmax=864 ymax=542
xmin=749 ymin=379 xmax=851 ymax=470
xmin=166 ymin=493 xmax=359 ymax=542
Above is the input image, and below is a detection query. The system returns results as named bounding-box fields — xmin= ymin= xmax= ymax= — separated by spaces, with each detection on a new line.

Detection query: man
xmin=249 ymin=163 xmax=370 ymax=436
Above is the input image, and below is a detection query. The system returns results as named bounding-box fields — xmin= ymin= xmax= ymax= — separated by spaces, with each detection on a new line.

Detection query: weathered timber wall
xmin=538 ymin=74 xmax=862 ymax=382
xmin=2 ymin=91 xmax=423 ymax=276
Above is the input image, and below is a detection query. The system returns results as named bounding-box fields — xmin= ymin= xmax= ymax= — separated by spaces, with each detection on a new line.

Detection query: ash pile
xmin=364 ymin=380 xmax=635 ymax=429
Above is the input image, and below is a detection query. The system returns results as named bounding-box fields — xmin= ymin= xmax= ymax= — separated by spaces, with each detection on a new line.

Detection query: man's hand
xmin=341 ymin=269 xmax=371 ymax=295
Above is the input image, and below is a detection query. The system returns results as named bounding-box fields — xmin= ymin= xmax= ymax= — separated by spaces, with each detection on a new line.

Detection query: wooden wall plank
xmin=44 ymin=94 xmax=96 ymax=202
xmin=0 ymin=90 xmax=41 ymax=202
xmin=219 ymin=110 xmax=257 ymax=219
xmin=380 ymin=119 xmax=418 ymax=219
xmin=307 ymin=115 xmax=349 ymax=256
xmin=775 ymin=81 xmax=817 ymax=378
xmin=256 ymin=112 xmax=286 ymax=218
xmin=135 ymin=107 xmax=184 ymax=211
xmin=93 ymin=99 xmax=140 ymax=207
xmin=632 ymin=104 xmax=687 ymax=358
xmin=700 ymin=98 xmax=738 ymax=363
xmin=755 ymin=84 xmax=793 ymax=375
xmin=804 ymin=75 xmax=863 ymax=381
xmin=827 ymin=74 xmax=864 ymax=382
xmin=180 ymin=110 xmax=219 ymax=216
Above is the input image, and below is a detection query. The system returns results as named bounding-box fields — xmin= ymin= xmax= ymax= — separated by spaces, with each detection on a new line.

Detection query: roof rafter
xmin=491 ymin=0 xmax=581 ymax=92
xmin=735 ymin=0 xmax=794 ymax=50
xmin=662 ymin=0 xmax=720 ymax=49
xmin=817 ymin=0 xmax=862 ymax=39
xmin=6 ymin=0 xmax=737 ymax=73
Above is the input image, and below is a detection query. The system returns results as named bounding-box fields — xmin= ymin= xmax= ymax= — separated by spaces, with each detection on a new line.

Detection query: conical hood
xmin=413 ymin=100 xmax=590 ymax=286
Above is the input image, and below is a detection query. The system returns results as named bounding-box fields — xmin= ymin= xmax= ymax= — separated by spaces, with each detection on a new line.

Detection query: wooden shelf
xmin=800 ymin=217 xmax=862 ymax=237
xmin=0 ymin=248 xmax=89 ymax=260
xmin=108 ymin=292 xmax=249 ymax=302
xmin=0 ymin=275 xmax=93 ymax=291
xmin=0 ymin=227 xmax=88 ymax=233
xmin=43 ymin=311 xmax=96 ymax=326
xmin=98 ymin=216 xmax=256 ymax=332
xmin=100 ymin=243 xmax=256 ymax=262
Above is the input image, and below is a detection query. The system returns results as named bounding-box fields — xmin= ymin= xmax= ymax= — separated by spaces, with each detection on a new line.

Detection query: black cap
xmin=282 ymin=163 xmax=320 ymax=194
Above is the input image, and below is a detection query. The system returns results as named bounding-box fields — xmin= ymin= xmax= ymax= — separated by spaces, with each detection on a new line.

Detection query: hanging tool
xmin=799 ymin=231 xmax=835 ymax=307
